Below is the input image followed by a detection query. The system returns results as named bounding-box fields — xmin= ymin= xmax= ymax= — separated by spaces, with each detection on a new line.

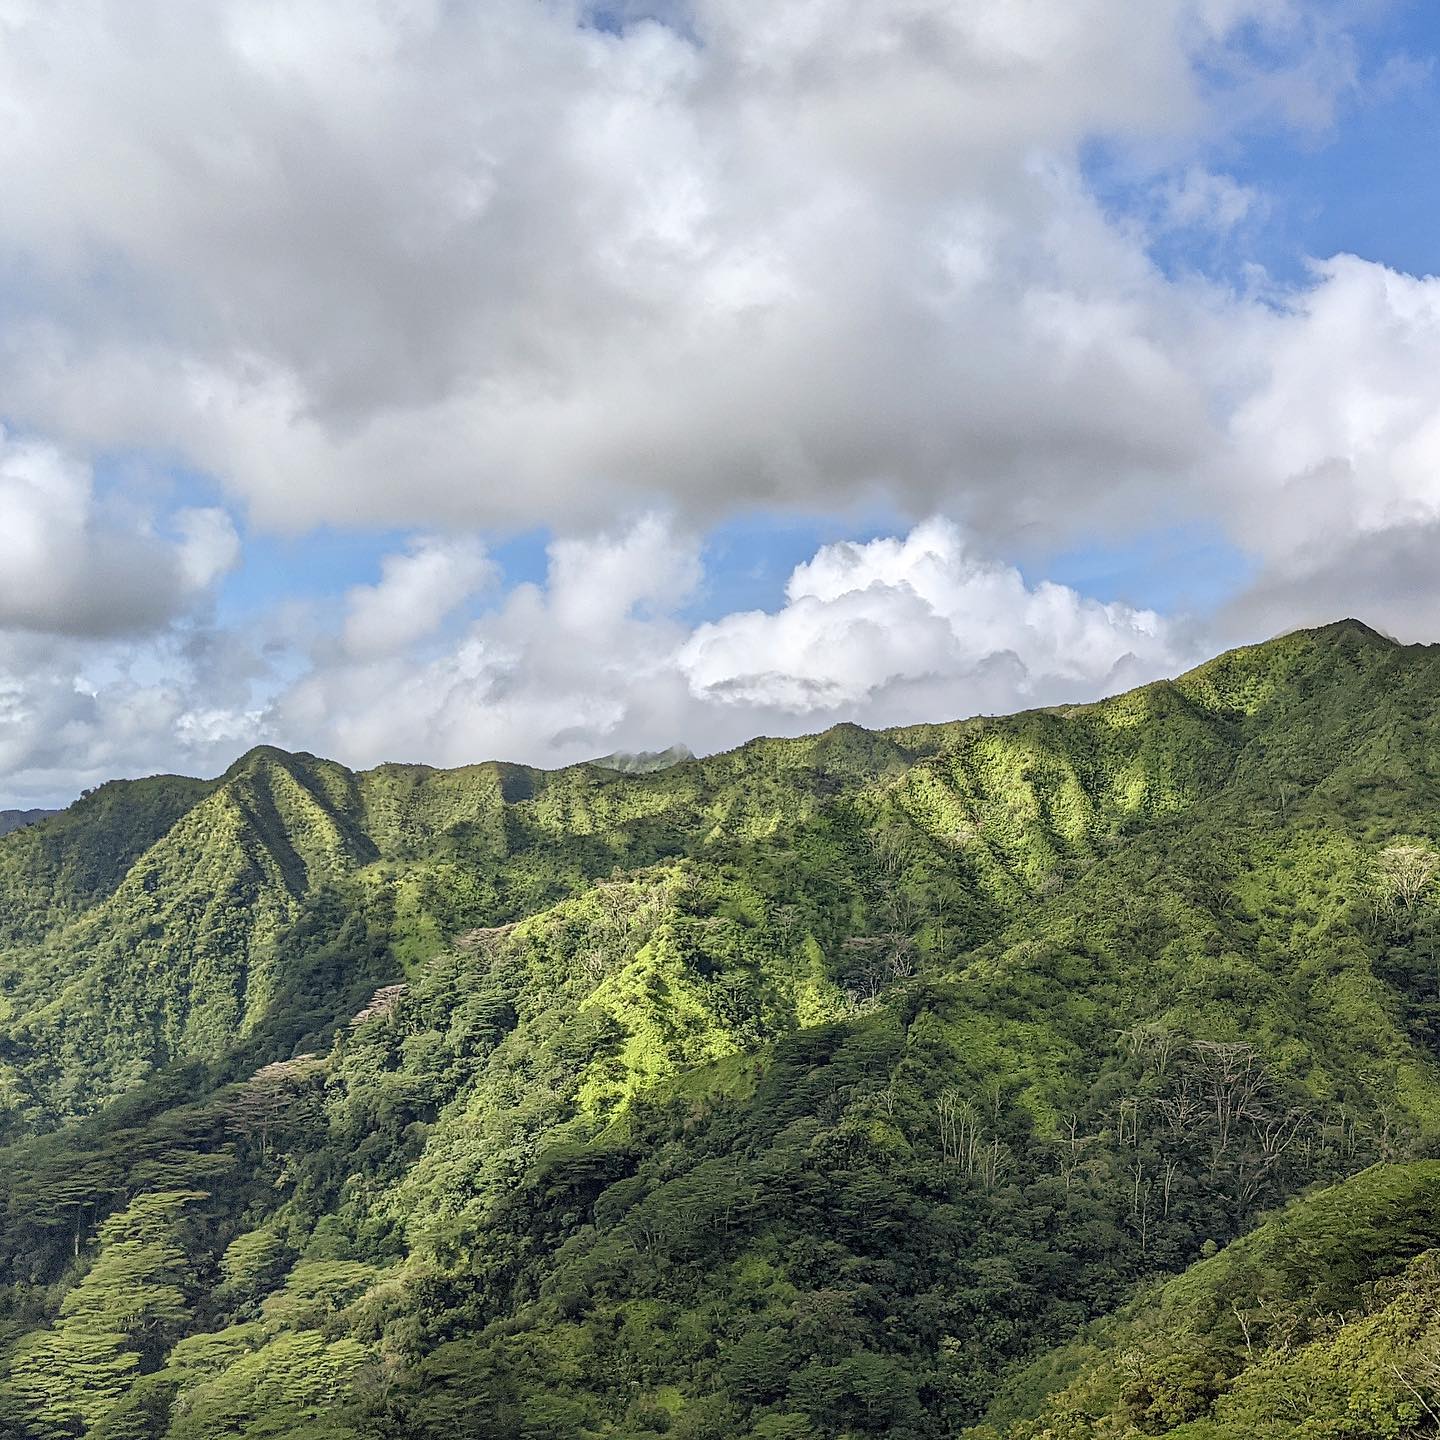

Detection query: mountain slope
xmin=973 ymin=1161 xmax=1440 ymax=1438
xmin=4 ymin=620 xmax=1440 ymax=1437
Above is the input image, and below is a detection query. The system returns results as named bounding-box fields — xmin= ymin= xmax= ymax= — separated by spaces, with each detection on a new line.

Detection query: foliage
xmin=1 ymin=621 xmax=1440 ymax=1435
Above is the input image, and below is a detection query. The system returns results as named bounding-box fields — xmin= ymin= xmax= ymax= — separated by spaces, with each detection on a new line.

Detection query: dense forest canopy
xmin=2 ymin=619 xmax=1440 ymax=1437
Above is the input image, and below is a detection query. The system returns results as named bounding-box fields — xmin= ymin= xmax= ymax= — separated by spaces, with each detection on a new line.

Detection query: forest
xmin=1 ymin=618 xmax=1439 ymax=1437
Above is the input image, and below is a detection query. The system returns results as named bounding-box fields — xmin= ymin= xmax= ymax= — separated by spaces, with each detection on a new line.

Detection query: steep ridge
xmin=3 ymin=621 xmax=1440 ymax=1436
xmin=0 ymin=641 xmax=1258 ymax=1133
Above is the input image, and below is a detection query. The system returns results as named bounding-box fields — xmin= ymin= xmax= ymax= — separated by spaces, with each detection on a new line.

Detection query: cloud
xmin=0 ymin=0 xmax=1358 ymax=545
xmin=274 ymin=515 xmax=702 ymax=767
xmin=262 ymin=516 xmax=1185 ymax=775
xmin=1229 ymin=256 xmax=1440 ymax=564
xmin=1 ymin=0 xmax=1437 ymax=806
xmin=0 ymin=430 xmax=238 ymax=636
xmin=1161 ymin=166 xmax=1262 ymax=233
xmin=679 ymin=519 xmax=1176 ymax=718
xmin=0 ymin=513 xmax=1178 ymax=805
xmin=342 ymin=536 xmax=494 ymax=657
xmin=0 ymin=626 xmax=266 ymax=806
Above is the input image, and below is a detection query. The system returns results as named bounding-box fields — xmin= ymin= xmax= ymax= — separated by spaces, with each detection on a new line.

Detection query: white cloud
xmin=1161 ymin=166 xmax=1261 ymax=232
xmin=679 ymin=519 xmax=1175 ymax=717
xmin=263 ymin=516 xmax=1184 ymax=775
xmin=0 ymin=513 xmax=1185 ymax=804
xmin=342 ymin=536 xmax=494 ymax=657
xmin=0 ymin=627 xmax=267 ymax=806
xmin=0 ymin=430 xmax=239 ymax=635
xmin=1231 ymin=257 xmax=1440 ymax=553
xmin=275 ymin=515 xmax=702 ymax=767
xmin=0 ymin=0 xmax=1358 ymax=545
xmin=174 ymin=506 xmax=244 ymax=592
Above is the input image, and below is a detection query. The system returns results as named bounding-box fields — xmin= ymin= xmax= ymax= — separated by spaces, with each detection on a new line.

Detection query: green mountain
xmin=589 ymin=744 xmax=696 ymax=775
xmin=3 ymin=619 xmax=1440 ymax=1438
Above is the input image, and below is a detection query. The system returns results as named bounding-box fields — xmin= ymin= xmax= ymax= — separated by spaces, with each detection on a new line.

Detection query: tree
xmin=8 ymin=1191 xmax=205 ymax=1435
xmin=1371 ymin=842 xmax=1440 ymax=925
xmin=226 ymin=1056 xmax=326 ymax=1156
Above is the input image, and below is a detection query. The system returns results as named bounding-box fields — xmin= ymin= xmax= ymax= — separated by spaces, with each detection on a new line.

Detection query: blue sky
xmin=1218 ymin=3 xmax=1440 ymax=281
xmin=3 ymin=0 xmax=1440 ymax=802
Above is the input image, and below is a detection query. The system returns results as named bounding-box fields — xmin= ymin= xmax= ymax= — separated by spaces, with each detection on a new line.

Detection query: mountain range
xmin=1 ymin=619 xmax=1438 ymax=1438
xmin=0 ymin=811 xmax=58 ymax=840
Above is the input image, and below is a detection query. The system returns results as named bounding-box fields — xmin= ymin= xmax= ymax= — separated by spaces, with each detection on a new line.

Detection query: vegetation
xmin=2 ymin=619 xmax=1440 ymax=1435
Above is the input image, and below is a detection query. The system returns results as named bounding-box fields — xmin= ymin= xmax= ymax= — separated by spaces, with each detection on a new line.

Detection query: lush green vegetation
xmin=973 ymin=1162 xmax=1440 ymax=1438
xmin=3 ymin=619 xmax=1440 ymax=1436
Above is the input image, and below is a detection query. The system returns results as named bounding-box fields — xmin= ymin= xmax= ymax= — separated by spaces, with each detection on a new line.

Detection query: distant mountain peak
xmin=0 ymin=807 xmax=59 ymax=838
xmin=587 ymin=743 xmax=695 ymax=775
xmin=1305 ymin=617 xmax=1397 ymax=645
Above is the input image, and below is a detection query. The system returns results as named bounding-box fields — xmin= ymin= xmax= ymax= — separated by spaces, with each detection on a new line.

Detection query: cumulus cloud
xmin=260 ymin=516 xmax=1185 ymax=775
xmin=0 ymin=0 xmax=1358 ymax=545
xmin=274 ymin=515 xmax=702 ymax=767
xmin=680 ymin=520 xmax=1175 ymax=717
xmin=342 ymin=536 xmax=494 ymax=657
xmin=0 ymin=513 xmax=1187 ymax=803
xmin=0 ymin=430 xmax=238 ymax=635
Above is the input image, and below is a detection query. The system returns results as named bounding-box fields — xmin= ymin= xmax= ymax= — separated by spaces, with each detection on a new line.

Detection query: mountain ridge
xmin=0 ymin=810 xmax=60 ymax=839
xmin=2 ymin=617 xmax=1440 ymax=1437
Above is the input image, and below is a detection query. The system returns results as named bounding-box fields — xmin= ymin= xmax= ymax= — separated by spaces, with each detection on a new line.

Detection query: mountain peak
xmin=1304 ymin=617 xmax=1398 ymax=645
xmin=221 ymin=744 xmax=332 ymax=782
xmin=588 ymin=743 xmax=695 ymax=775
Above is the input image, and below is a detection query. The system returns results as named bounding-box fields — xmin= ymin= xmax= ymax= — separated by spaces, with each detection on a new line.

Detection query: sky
xmin=3 ymin=0 xmax=1440 ymax=805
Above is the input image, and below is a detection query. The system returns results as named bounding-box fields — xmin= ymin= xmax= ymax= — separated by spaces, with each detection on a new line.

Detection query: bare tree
xmin=1161 ymin=1157 xmax=1180 ymax=1217
xmin=1370 ymin=842 xmax=1440 ymax=924
xmin=1190 ymin=1040 xmax=1271 ymax=1166
xmin=978 ymin=1136 xmax=1012 ymax=1189
xmin=1128 ymin=1158 xmax=1152 ymax=1255
xmin=1155 ymin=1079 xmax=1207 ymax=1140
xmin=1117 ymin=1021 xmax=1179 ymax=1076
xmin=868 ymin=828 xmax=907 ymax=884
xmin=348 ymin=983 xmax=407 ymax=1028
xmin=227 ymin=1055 xmax=326 ymax=1157
xmin=1057 ymin=1113 xmax=1099 ymax=1192
xmin=1114 ymin=1096 xmax=1142 ymax=1147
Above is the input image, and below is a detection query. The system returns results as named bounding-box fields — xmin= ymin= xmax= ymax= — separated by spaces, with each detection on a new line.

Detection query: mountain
xmin=973 ymin=1160 xmax=1440 ymax=1438
xmin=0 ymin=809 xmax=59 ymax=839
xmin=588 ymin=743 xmax=696 ymax=774
xmin=2 ymin=619 xmax=1440 ymax=1437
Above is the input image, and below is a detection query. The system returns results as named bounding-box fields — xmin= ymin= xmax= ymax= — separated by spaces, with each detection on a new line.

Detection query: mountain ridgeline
xmin=0 ymin=812 xmax=58 ymax=841
xmin=2 ymin=620 xmax=1440 ymax=1437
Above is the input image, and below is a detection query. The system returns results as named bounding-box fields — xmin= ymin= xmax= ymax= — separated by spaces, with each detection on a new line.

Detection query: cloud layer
xmin=0 ymin=0 xmax=1362 ymax=544
xmin=0 ymin=515 xmax=1190 ymax=803
xmin=0 ymin=1 xmax=1438 ymax=802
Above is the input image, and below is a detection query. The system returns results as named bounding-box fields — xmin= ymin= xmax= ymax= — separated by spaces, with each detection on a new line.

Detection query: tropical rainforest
xmin=2 ymin=619 xmax=1440 ymax=1438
